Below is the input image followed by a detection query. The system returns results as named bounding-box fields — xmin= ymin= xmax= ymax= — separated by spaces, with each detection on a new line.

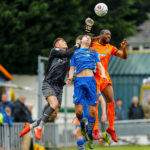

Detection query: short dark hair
xmin=53 ymin=37 xmax=65 ymax=47
xmin=100 ymin=29 xmax=111 ymax=35
xmin=117 ymin=98 xmax=123 ymax=101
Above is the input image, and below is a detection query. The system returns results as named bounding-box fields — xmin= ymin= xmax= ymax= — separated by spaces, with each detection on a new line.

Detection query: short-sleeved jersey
xmin=92 ymin=41 xmax=118 ymax=73
xmin=70 ymin=48 xmax=100 ymax=75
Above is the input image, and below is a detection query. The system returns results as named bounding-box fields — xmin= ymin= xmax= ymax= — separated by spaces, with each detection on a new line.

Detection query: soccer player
xmin=19 ymin=37 xmax=80 ymax=140
xmin=92 ymin=29 xmax=128 ymax=142
xmin=73 ymin=93 xmax=110 ymax=150
xmin=67 ymin=34 xmax=107 ymax=148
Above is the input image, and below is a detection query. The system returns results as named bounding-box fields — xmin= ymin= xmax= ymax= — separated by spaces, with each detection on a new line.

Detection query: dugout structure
xmin=108 ymin=51 xmax=150 ymax=119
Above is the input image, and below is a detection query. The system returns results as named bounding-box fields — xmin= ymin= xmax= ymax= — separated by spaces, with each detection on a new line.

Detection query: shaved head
xmin=100 ymin=29 xmax=111 ymax=35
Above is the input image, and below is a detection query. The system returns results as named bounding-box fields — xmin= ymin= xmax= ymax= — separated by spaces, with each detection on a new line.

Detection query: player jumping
xmin=19 ymin=37 xmax=80 ymax=140
xmin=85 ymin=18 xmax=128 ymax=142
xmin=67 ymin=34 xmax=107 ymax=149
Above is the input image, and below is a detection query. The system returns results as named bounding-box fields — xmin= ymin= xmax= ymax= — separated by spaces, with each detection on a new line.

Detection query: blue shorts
xmin=73 ymin=76 xmax=97 ymax=106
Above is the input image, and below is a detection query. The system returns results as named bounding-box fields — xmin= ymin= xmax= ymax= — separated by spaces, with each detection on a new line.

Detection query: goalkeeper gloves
xmin=85 ymin=17 xmax=94 ymax=33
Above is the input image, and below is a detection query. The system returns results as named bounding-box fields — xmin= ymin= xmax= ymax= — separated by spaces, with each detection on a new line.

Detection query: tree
xmin=0 ymin=0 xmax=149 ymax=74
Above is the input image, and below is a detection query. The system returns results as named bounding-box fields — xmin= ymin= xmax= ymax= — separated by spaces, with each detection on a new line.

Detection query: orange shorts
xmin=94 ymin=71 xmax=112 ymax=93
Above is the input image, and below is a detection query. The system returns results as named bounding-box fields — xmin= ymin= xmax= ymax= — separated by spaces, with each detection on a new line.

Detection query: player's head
xmin=99 ymin=29 xmax=111 ymax=44
xmin=53 ymin=37 xmax=68 ymax=50
xmin=80 ymin=34 xmax=92 ymax=47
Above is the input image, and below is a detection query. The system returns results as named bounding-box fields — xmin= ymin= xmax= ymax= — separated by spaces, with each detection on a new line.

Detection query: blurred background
xmin=0 ymin=0 xmax=150 ymax=150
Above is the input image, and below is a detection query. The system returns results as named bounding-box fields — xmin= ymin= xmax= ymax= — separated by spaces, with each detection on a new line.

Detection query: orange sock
xmin=107 ymin=102 xmax=115 ymax=130
xmin=93 ymin=101 xmax=99 ymax=131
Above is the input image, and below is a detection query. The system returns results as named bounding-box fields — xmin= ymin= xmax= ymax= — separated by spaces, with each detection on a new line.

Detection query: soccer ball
xmin=94 ymin=3 xmax=108 ymax=17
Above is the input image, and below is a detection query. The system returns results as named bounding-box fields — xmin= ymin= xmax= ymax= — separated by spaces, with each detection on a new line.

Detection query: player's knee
xmin=76 ymin=109 xmax=83 ymax=117
xmin=107 ymin=98 xmax=115 ymax=103
xmin=89 ymin=108 xmax=96 ymax=117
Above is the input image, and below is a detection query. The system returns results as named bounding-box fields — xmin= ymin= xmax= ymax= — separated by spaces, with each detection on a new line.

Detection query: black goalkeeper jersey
xmin=43 ymin=46 xmax=77 ymax=85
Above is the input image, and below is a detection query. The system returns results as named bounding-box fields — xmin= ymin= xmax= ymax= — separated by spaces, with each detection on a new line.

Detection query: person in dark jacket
xmin=128 ymin=96 xmax=144 ymax=119
xmin=14 ymin=95 xmax=30 ymax=122
xmin=115 ymin=98 xmax=124 ymax=120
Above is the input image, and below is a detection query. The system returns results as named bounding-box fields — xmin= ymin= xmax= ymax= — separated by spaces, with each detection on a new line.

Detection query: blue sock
xmin=77 ymin=138 xmax=85 ymax=150
xmin=77 ymin=113 xmax=85 ymax=127
xmin=88 ymin=116 xmax=96 ymax=138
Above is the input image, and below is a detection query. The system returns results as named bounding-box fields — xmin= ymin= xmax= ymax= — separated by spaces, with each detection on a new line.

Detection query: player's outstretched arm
xmin=99 ymin=95 xmax=107 ymax=123
xmin=115 ymin=39 xmax=128 ymax=59
xmin=67 ymin=66 xmax=75 ymax=86
xmin=97 ymin=62 xmax=108 ymax=80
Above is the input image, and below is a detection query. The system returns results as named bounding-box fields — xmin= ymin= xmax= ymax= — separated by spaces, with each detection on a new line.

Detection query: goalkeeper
xmin=19 ymin=37 xmax=80 ymax=140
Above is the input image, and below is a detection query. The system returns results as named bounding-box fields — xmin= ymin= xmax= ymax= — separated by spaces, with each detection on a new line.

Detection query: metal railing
xmin=1 ymin=119 xmax=150 ymax=149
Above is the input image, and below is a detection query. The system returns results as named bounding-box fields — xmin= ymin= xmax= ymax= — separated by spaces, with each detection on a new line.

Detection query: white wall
xmin=11 ymin=75 xmax=75 ymax=122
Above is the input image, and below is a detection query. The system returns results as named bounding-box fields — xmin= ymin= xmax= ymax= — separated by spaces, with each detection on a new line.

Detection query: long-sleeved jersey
xmin=43 ymin=46 xmax=77 ymax=85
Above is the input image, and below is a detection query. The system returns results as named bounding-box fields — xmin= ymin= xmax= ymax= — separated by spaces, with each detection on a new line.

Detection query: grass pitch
xmin=61 ymin=145 xmax=150 ymax=150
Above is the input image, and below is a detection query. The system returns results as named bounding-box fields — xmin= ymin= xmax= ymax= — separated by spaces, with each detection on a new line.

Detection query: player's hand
xmin=75 ymin=39 xmax=81 ymax=48
xmin=101 ymin=75 xmax=108 ymax=81
xmin=66 ymin=78 xmax=72 ymax=86
xmin=85 ymin=17 xmax=94 ymax=33
xmin=121 ymin=39 xmax=127 ymax=50
xmin=101 ymin=114 xmax=107 ymax=123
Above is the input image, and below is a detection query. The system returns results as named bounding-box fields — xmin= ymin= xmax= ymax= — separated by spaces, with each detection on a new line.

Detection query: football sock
xmin=88 ymin=116 xmax=96 ymax=138
xmin=39 ymin=106 xmax=55 ymax=129
xmin=30 ymin=118 xmax=41 ymax=129
xmin=107 ymin=102 xmax=115 ymax=130
xmin=93 ymin=101 xmax=99 ymax=131
xmin=77 ymin=138 xmax=85 ymax=150
xmin=77 ymin=113 xmax=85 ymax=127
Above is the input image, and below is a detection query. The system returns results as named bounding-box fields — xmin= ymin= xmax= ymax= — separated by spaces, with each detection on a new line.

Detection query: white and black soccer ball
xmin=94 ymin=3 xmax=108 ymax=17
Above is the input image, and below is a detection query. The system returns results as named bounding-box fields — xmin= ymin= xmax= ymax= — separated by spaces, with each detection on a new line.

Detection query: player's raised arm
xmin=115 ymin=39 xmax=128 ymax=59
xmin=97 ymin=62 xmax=108 ymax=80
xmin=67 ymin=66 xmax=75 ymax=86
xmin=52 ymin=38 xmax=80 ymax=58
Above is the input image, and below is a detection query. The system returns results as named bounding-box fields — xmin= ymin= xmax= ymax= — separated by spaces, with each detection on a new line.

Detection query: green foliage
xmin=0 ymin=0 xmax=149 ymax=74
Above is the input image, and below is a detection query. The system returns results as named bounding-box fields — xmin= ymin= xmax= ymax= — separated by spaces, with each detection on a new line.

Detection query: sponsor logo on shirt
xmin=106 ymin=49 xmax=109 ymax=51
xmin=98 ymin=53 xmax=109 ymax=57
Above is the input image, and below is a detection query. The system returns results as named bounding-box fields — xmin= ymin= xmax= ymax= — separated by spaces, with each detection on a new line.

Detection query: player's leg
xmin=75 ymin=104 xmax=87 ymax=136
xmin=34 ymin=95 xmax=59 ymax=140
xmin=74 ymin=77 xmax=86 ymax=136
xmin=102 ymin=85 xmax=118 ymax=142
xmin=93 ymin=80 xmax=100 ymax=140
xmin=86 ymin=77 xmax=97 ymax=149
xmin=74 ymin=126 xmax=85 ymax=150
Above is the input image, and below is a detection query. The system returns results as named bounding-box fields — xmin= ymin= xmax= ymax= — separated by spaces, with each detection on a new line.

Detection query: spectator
xmin=0 ymin=107 xmax=13 ymax=126
xmin=115 ymin=98 xmax=124 ymax=120
xmin=143 ymin=96 xmax=150 ymax=119
xmin=0 ymin=112 xmax=3 ymax=124
xmin=27 ymin=104 xmax=34 ymax=123
xmin=128 ymin=96 xmax=144 ymax=119
xmin=0 ymin=93 xmax=14 ymax=114
xmin=13 ymin=95 xmax=30 ymax=122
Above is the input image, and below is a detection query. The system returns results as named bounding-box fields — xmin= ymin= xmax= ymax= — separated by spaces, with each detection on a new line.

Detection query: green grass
xmin=60 ymin=145 xmax=150 ymax=150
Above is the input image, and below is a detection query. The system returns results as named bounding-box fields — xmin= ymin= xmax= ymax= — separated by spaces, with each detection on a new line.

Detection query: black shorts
xmin=42 ymin=81 xmax=63 ymax=107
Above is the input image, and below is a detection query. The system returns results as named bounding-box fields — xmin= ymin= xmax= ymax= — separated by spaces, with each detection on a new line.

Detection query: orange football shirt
xmin=92 ymin=41 xmax=119 ymax=76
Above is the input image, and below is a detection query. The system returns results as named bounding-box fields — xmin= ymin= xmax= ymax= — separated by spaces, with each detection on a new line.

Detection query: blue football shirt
xmin=70 ymin=48 xmax=100 ymax=75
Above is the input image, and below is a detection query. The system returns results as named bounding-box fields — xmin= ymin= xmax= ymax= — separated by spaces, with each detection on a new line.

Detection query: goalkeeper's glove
xmin=85 ymin=17 xmax=94 ymax=33
xmin=75 ymin=39 xmax=81 ymax=48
